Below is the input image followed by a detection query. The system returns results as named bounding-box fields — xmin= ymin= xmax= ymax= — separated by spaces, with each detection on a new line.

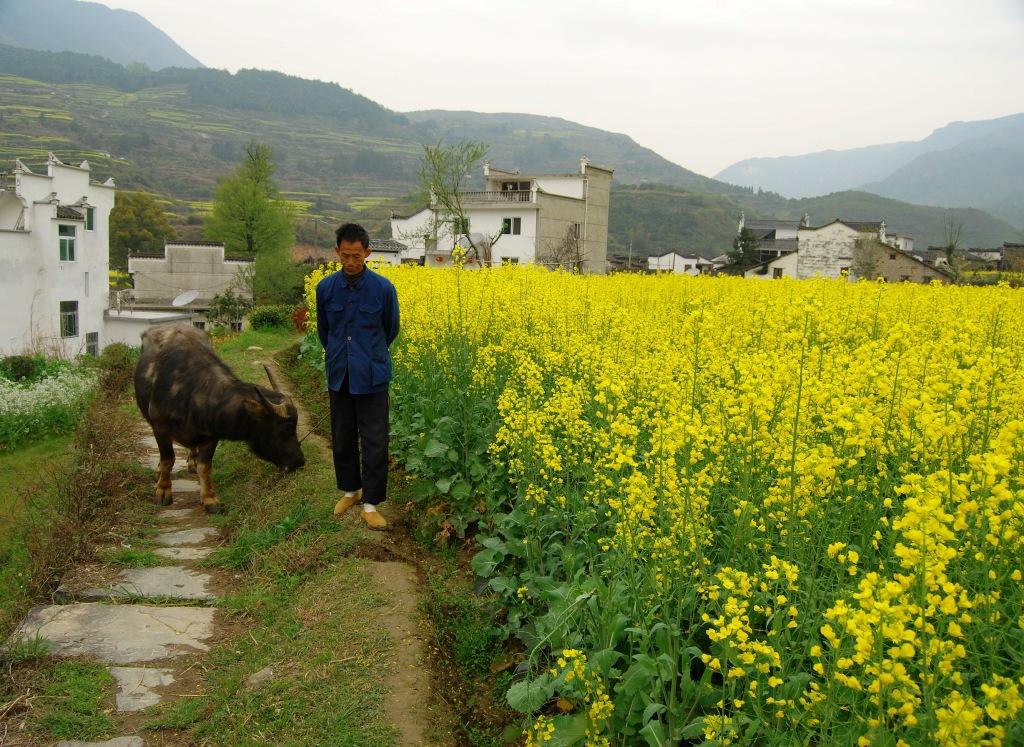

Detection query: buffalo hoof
xmin=160 ymin=495 xmax=174 ymax=507
xmin=203 ymin=502 xmax=223 ymax=514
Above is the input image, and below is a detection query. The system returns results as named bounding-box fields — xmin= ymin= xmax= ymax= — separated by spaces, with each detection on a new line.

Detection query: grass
xmin=99 ymin=547 xmax=164 ymax=567
xmin=34 ymin=662 xmax=116 ymax=740
xmin=0 ymin=436 xmax=73 ymax=633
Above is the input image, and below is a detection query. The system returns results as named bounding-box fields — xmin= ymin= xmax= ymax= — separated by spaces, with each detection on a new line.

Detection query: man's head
xmin=335 ymin=223 xmax=371 ymax=276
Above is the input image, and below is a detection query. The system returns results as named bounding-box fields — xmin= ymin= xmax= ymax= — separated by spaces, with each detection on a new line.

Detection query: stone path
xmin=8 ymin=428 xmax=224 ymax=746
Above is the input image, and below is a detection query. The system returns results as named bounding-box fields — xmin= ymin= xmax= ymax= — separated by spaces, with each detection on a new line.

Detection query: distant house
xmin=293 ymin=239 xmax=406 ymax=266
xmin=745 ymin=219 xmax=948 ymax=283
xmin=391 ymin=158 xmax=614 ymax=274
xmin=738 ymin=213 xmax=809 ymax=262
xmin=0 ymin=154 xmax=115 ymax=356
xmin=647 ymin=252 xmax=714 ymax=275
xmin=1003 ymin=242 xmax=1024 ymax=270
xmin=126 ymin=241 xmax=254 ymax=329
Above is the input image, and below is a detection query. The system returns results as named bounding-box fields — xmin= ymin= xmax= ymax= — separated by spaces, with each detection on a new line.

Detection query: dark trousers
xmin=328 ymin=375 xmax=390 ymax=505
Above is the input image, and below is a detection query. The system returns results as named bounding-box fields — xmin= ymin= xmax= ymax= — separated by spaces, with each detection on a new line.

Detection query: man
xmin=316 ymin=223 xmax=400 ymax=530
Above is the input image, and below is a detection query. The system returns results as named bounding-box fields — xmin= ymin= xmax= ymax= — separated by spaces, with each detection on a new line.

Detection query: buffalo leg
xmin=186 ymin=447 xmax=198 ymax=474
xmin=196 ymin=440 xmax=221 ymax=513
xmin=153 ymin=431 xmax=176 ymax=506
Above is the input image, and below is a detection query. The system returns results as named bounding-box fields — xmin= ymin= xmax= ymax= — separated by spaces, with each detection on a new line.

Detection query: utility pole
xmin=627 ymin=240 xmax=633 ymax=272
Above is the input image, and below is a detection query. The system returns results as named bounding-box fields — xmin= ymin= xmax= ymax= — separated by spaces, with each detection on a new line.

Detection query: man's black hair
xmin=336 ymin=223 xmax=370 ymax=249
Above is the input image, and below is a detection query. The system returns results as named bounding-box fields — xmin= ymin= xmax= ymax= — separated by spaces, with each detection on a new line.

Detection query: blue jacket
xmin=316 ymin=267 xmax=400 ymax=394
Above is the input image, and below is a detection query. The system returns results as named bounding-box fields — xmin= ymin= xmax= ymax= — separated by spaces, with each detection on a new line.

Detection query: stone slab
xmin=12 ymin=603 xmax=214 ymax=663
xmin=156 ymin=508 xmax=199 ymax=521
xmin=171 ymin=479 xmax=200 ymax=493
xmin=155 ymin=528 xmax=218 ymax=547
xmin=142 ymin=453 xmax=189 ymax=471
xmin=154 ymin=546 xmax=213 ymax=561
xmin=78 ymin=567 xmax=215 ymax=602
xmin=109 ymin=666 xmax=176 ymax=712
xmin=56 ymin=738 xmax=144 ymax=747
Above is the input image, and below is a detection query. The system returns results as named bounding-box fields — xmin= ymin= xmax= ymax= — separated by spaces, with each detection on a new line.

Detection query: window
xmin=501 ymin=257 xmax=520 ymax=265
xmin=900 ymin=275 xmax=911 ymax=282
xmin=773 ymin=267 xmax=784 ymax=279
xmin=85 ymin=207 xmax=95 ymax=231
xmin=501 ymin=217 xmax=522 ymax=235
xmin=59 ymin=224 xmax=76 ymax=261
xmin=452 ymin=217 xmax=469 ymax=235
xmin=60 ymin=301 xmax=78 ymax=337
xmin=192 ymin=320 xmax=206 ymax=330
xmin=572 ymin=222 xmax=581 ymax=239
xmin=840 ymin=266 xmax=850 ymax=275
xmin=230 ymin=321 xmax=243 ymax=332
xmin=85 ymin=332 xmax=99 ymax=356
xmin=501 ymin=181 xmax=530 ymax=192
xmin=889 ymin=253 xmax=896 ymax=260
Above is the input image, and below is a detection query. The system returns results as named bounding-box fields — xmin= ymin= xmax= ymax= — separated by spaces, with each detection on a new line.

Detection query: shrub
xmin=1 ymin=355 xmax=41 ymax=382
xmin=0 ymin=367 xmax=97 ymax=449
xmin=248 ymin=304 xmax=294 ymax=330
xmin=94 ymin=343 xmax=139 ymax=395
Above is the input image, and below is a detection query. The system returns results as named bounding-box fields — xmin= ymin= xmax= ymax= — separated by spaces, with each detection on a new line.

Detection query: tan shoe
xmin=333 ymin=489 xmax=362 ymax=517
xmin=361 ymin=509 xmax=388 ymax=531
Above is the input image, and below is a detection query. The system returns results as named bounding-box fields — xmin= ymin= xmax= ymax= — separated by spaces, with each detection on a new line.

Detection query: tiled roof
xmin=841 ymin=221 xmax=883 ymax=232
xmin=166 ymin=240 xmax=225 ymax=247
xmin=56 ymin=205 xmax=83 ymax=220
xmin=745 ymin=219 xmax=802 ymax=229
xmin=369 ymin=238 xmax=406 ymax=253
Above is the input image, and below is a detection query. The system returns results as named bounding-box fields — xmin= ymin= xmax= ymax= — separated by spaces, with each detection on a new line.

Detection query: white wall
xmin=534 ymin=176 xmax=584 ymax=199
xmin=745 ymin=250 xmax=798 ymax=280
xmin=391 ymin=206 xmax=539 ymax=266
xmin=0 ymin=159 xmax=114 ymax=357
xmin=796 ymin=222 xmax=860 ymax=279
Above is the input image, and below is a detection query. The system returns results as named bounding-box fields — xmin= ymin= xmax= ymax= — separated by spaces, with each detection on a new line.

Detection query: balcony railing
xmin=458 ymin=190 xmax=534 ymax=204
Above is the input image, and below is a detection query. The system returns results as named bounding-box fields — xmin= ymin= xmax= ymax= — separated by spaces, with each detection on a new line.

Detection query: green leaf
xmin=640 ymin=720 xmax=670 ymax=747
xmin=423 ymin=438 xmax=447 ymax=458
xmin=435 ymin=477 xmax=452 ymax=494
xmin=549 ymin=713 xmax=589 ymax=746
xmin=470 ymin=548 xmax=504 ymax=577
xmin=642 ymin=703 xmax=667 ymax=723
xmin=506 ymin=675 xmax=553 ymax=713
xmin=450 ymin=480 xmax=472 ymax=501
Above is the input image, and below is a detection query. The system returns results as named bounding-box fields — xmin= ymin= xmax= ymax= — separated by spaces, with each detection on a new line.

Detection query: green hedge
xmin=248 ymin=305 xmax=294 ymax=330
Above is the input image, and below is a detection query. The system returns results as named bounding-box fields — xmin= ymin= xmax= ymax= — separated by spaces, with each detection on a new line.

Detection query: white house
xmin=391 ymin=157 xmax=614 ymax=274
xmin=647 ymin=252 xmax=714 ymax=275
xmin=0 ymin=154 xmax=115 ymax=357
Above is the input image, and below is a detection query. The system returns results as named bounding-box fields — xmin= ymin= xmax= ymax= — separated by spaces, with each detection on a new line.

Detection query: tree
xmin=852 ymin=237 xmax=882 ymax=280
xmin=943 ymin=209 xmax=964 ymax=279
xmin=109 ymin=191 xmax=178 ymax=270
xmin=729 ymin=227 xmax=760 ymax=266
xmin=538 ymin=224 xmax=584 ymax=271
xmin=205 ymin=142 xmax=298 ymax=303
xmin=415 ymin=140 xmax=503 ymax=264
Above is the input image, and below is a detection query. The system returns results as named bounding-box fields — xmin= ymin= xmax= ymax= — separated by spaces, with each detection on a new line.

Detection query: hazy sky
xmin=103 ymin=0 xmax=1024 ymax=177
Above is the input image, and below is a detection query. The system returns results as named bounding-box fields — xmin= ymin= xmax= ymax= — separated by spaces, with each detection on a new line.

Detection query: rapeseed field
xmin=306 ymin=264 xmax=1024 ymax=746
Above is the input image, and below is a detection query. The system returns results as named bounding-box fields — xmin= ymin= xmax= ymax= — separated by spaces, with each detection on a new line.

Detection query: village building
xmin=125 ymin=241 xmax=254 ymax=329
xmin=647 ymin=252 xmax=715 ymax=275
xmin=744 ymin=219 xmax=949 ymax=283
xmin=0 ymin=155 xmax=115 ymax=356
xmin=390 ymin=158 xmax=613 ymax=274
xmin=738 ymin=213 xmax=809 ymax=262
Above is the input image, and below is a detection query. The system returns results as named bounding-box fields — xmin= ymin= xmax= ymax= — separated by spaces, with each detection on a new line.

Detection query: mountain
xmin=405 ymin=110 xmax=728 ymax=192
xmin=863 ymin=120 xmax=1024 ymax=229
xmin=0 ymin=0 xmax=202 ymax=70
xmin=716 ymin=113 xmax=1024 ymax=229
xmin=1 ymin=44 xmax=1019 ymax=261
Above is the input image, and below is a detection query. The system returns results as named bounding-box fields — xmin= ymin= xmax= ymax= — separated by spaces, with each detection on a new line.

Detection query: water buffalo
xmin=134 ymin=324 xmax=305 ymax=512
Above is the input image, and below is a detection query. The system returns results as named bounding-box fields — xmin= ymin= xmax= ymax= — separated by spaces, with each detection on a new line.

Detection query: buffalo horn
xmin=263 ymin=364 xmax=282 ymax=392
xmin=254 ymin=386 xmax=291 ymax=420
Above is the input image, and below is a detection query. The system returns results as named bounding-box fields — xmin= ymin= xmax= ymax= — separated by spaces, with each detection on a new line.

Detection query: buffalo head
xmin=244 ymin=377 xmax=305 ymax=473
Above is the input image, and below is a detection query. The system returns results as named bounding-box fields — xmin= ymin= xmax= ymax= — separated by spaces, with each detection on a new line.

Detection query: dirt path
xmin=258 ymin=358 xmax=432 ymax=747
